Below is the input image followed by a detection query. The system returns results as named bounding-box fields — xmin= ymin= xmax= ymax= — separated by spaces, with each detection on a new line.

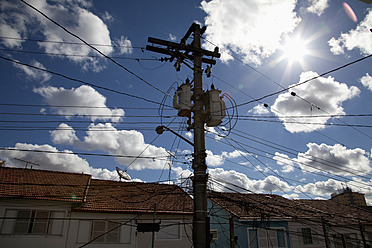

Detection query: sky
xmin=0 ymin=0 xmax=372 ymax=204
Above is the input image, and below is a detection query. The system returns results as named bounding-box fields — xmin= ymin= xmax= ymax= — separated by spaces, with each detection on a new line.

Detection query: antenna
xmin=116 ymin=167 xmax=131 ymax=181
xmin=14 ymin=158 xmax=39 ymax=169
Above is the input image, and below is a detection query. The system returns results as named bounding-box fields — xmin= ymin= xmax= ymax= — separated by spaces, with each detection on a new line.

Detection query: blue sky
xmin=0 ymin=0 xmax=372 ymax=204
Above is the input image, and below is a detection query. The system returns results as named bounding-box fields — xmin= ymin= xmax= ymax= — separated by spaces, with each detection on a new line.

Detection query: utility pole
xmin=147 ymin=23 xmax=221 ymax=248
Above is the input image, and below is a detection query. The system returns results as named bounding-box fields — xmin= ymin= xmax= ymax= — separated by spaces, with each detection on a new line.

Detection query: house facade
xmin=0 ymin=167 xmax=193 ymax=248
xmin=208 ymin=191 xmax=372 ymax=248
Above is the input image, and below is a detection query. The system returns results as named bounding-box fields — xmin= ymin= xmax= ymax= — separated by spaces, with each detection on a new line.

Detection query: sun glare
xmin=281 ymin=37 xmax=308 ymax=63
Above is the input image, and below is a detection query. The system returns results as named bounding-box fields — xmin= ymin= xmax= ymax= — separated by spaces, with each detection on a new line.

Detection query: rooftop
xmin=0 ymin=167 xmax=193 ymax=214
xmin=209 ymin=191 xmax=372 ymax=226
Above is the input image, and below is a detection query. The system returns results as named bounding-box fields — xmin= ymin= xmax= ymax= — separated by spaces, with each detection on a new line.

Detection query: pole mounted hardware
xmin=147 ymin=23 xmax=222 ymax=248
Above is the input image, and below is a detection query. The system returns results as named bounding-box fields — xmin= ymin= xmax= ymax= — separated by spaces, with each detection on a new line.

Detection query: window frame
xmin=156 ymin=221 xmax=182 ymax=240
xmin=301 ymin=228 xmax=313 ymax=245
xmin=1 ymin=209 xmax=64 ymax=236
xmin=91 ymin=220 xmax=120 ymax=244
xmin=247 ymin=227 xmax=287 ymax=248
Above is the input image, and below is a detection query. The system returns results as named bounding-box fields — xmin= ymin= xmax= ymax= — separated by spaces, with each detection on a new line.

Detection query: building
xmin=331 ymin=187 xmax=367 ymax=206
xmin=208 ymin=191 xmax=372 ymax=248
xmin=0 ymin=167 xmax=193 ymax=248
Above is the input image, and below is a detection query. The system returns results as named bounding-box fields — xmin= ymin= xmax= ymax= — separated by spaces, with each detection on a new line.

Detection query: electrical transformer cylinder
xmin=173 ymin=83 xmax=192 ymax=117
xmin=207 ymin=88 xmax=226 ymax=127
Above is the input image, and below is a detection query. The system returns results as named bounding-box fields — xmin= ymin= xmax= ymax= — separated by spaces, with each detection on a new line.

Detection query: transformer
xmin=173 ymin=80 xmax=192 ymax=117
xmin=206 ymin=86 xmax=226 ymax=127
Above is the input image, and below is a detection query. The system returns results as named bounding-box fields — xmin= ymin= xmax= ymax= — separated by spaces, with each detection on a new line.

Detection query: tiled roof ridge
xmin=90 ymin=178 xmax=180 ymax=186
xmin=0 ymin=166 xmax=91 ymax=176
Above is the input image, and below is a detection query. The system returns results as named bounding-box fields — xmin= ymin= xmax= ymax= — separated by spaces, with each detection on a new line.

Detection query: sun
xmin=281 ymin=36 xmax=308 ymax=63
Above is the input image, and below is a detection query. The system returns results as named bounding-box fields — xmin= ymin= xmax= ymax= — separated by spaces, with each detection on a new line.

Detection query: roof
xmin=0 ymin=167 xmax=91 ymax=202
xmin=0 ymin=167 xmax=193 ymax=214
xmin=208 ymin=191 xmax=372 ymax=225
xmin=75 ymin=179 xmax=193 ymax=214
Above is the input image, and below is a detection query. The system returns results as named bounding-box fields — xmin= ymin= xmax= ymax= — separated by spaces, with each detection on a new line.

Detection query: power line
xmin=0 ymin=112 xmax=176 ymax=118
xmin=19 ymin=0 xmax=172 ymax=99
xmin=237 ymin=118 xmax=372 ymax=128
xmin=234 ymin=53 xmax=372 ymax=109
xmin=0 ymin=55 xmax=171 ymax=107
xmin=0 ymin=103 xmax=173 ymax=110
xmin=0 ymin=47 xmax=161 ymax=61
xmin=0 ymin=147 xmax=171 ymax=160
xmin=0 ymin=36 xmax=144 ymax=49
xmin=205 ymin=131 xmax=372 ymax=189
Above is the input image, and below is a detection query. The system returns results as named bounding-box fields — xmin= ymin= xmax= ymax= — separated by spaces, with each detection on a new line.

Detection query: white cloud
xmin=295 ymin=143 xmax=371 ymax=176
xmin=168 ymin=33 xmax=176 ymax=41
xmin=50 ymin=123 xmax=79 ymax=145
xmin=13 ymin=60 xmax=52 ymax=83
xmin=360 ymin=73 xmax=372 ymax=92
xmin=205 ymin=125 xmax=222 ymax=140
xmin=271 ymin=71 xmax=360 ymax=133
xmin=0 ymin=0 xmax=114 ymax=71
xmin=50 ymin=123 xmax=170 ymax=171
xmin=34 ymin=85 xmax=124 ymax=122
xmin=208 ymin=168 xmax=293 ymax=193
xmin=101 ymin=10 xmax=113 ymax=23
xmin=206 ymin=150 xmax=224 ymax=167
xmin=206 ymin=149 xmax=248 ymax=167
xmin=115 ymin=35 xmax=132 ymax=54
xmin=329 ymin=9 xmax=372 ymax=55
xmin=185 ymin=131 xmax=193 ymax=139
xmin=248 ymin=104 xmax=270 ymax=115
xmin=273 ymin=152 xmax=295 ymax=173
xmin=282 ymin=193 xmax=299 ymax=199
xmin=0 ymin=143 xmax=116 ymax=180
xmin=306 ymin=0 xmax=329 ymax=16
xmin=295 ymin=179 xmax=342 ymax=196
xmin=201 ymin=0 xmax=300 ymax=65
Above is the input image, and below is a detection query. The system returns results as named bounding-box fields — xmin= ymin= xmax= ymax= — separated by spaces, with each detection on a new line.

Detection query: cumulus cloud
xmin=295 ymin=179 xmax=342 ymax=196
xmin=206 ymin=150 xmax=249 ymax=167
xmin=0 ymin=0 xmax=115 ymax=71
xmin=248 ymin=104 xmax=270 ymax=115
xmin=209 ymin=168 xmax=293 ymax=193
xmin=360 ymin=73 xmax=372 ymax=92
xmin=306 ymin=0 xmax=329 ymax=16
xmin=273 ymin=152 xmax=295 ymax=173
xmin=50 ymin=123 xmax=79 ymax=145
xmin=201 ymin=0 xmax=300 ymax=64
xmin=50 ymin=123 xmax=170 ymax=171
xmin=0 ymin=143 xmax=116 ymax=180
xmin=115 ymin=35 xmax=132 ymax=54
xmin=206 ymin=150 xmax=224 ymax=167
xmin=329 ymin=9 xmax=372 ymax=55
xmin=295 ymin=143 xmax=371 ymax=176
xmin=13 ymin=60 xmax=52 ymax=83
xmin=168 ymin=33 xmax=176 ymax=41
xmin=185 ymin=131 xmax=193 ymax=139
xmin=34 ymin=85 xmax=124 ymax=122
xmin=271 ymin=71 xmax=360 ymax=133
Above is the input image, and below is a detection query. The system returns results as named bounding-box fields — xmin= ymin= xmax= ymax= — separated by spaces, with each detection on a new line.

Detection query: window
xmin=248 ymin=229 xmax=258 ymax=248
xmin=91 ymin=220 xmax=120 ymax=243
xmin=247 ymin=228 xmax=286 ymax=248
xmin=1 ymin=209 xmax=64 ymax=235
xmin=156 ymin=221 xmax=181 ymax=240
xmin=302 ymin=228 xmax=313 ymax=245
xmin=210 ymin=229 xmax=218 ymax=242
xmin=277 ymin=229 xmax=285 ymax=247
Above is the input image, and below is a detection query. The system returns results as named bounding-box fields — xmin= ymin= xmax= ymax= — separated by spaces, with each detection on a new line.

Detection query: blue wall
xmin=208 ymin=200 xmax=291 ymax=248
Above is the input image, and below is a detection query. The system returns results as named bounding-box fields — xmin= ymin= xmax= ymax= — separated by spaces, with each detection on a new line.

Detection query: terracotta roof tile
xmin=0 ymin=167 xmax=91 ymax=202
xmin=209 ymin=192 xmax=372 ymax=225
xmin=75 ymin=179 xmax=193 ymax=214
xmin=0 ymin=167 xmax=193 ymax=214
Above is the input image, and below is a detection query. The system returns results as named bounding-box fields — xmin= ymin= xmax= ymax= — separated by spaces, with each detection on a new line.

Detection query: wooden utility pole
xmin=146 ymin=23 xmax=220 ymax=248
